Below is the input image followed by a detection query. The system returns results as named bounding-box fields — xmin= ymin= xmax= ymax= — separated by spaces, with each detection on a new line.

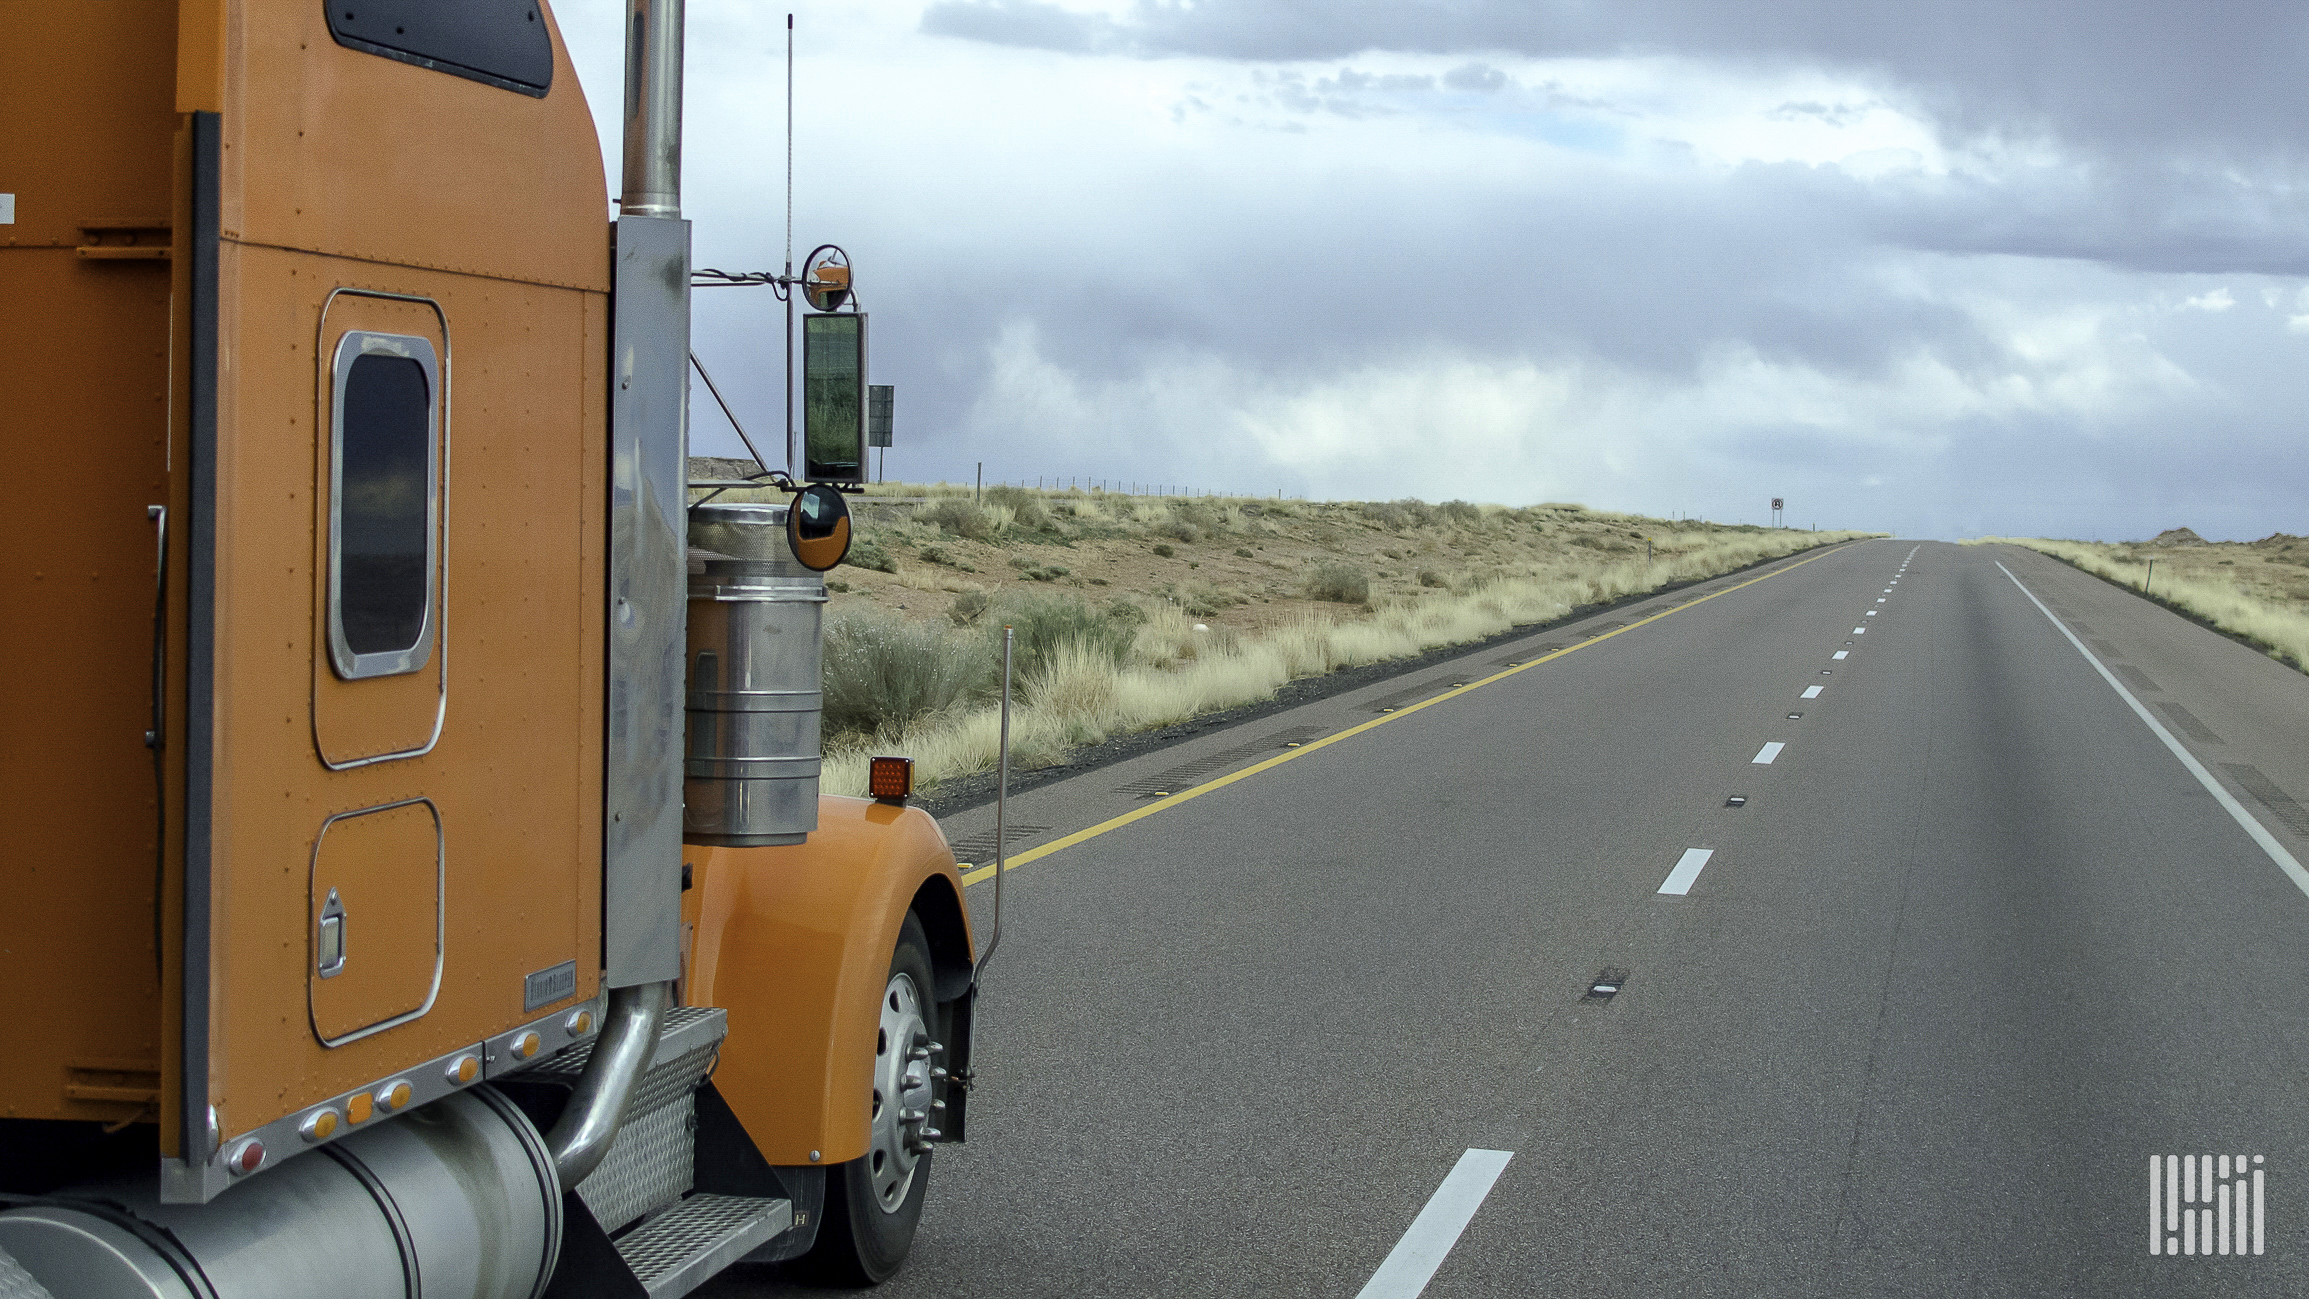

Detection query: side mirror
xmin=786 ymin=483 xmax=852 ymax=572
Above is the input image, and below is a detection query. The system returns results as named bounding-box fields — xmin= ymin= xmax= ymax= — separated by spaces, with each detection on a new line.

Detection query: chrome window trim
xmin=308 ymin=796 xmax=447 ymax=1048
xmin=327 ymin=328 xmax=441 ymax=680
xmin=312 ymin=287 xmax=450 ymax=772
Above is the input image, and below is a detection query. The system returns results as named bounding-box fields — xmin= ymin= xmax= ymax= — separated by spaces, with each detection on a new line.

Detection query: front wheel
xmin=804 ymin=911 xmax=944 ymax=1285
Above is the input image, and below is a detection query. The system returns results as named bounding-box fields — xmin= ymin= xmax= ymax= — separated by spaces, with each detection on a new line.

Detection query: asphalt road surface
xmin=711 ymin=538 xmax=2309 ymax=1298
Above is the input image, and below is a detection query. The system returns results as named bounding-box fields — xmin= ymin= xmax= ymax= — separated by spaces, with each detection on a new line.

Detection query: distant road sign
xmin=868 ymin=385 xmax=893 ymax=448
xmin=1772 ymin=497 xmax=1784 ymax=511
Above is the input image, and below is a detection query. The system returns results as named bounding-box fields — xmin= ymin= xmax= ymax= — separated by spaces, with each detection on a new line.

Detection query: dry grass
xmin=1975 ymin=534 xmax=2309 ymax=672
xmin=789 ymin=479 xmax=1873 ymax=797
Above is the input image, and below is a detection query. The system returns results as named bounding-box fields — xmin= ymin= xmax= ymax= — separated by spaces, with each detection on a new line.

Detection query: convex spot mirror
xmin=788 ymin=484 xmax=853 ymax=572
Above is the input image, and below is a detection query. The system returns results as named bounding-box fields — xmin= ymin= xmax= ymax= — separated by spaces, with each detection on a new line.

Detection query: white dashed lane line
xmin=1833 ymin=650 xmax=1848 ymax=660
xmin=1658 ymin=848 xmax=1716 ymax=896
xmin=1356 ymin=1149 xmax=1516 ymax=1299
xmin=1752 ymin=742 xmax=1785 ymax=765
xmin=1802 ymin=685 xmax=1824 ymax=699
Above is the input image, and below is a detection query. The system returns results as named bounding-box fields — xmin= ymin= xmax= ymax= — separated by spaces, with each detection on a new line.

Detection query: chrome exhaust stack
xmin=580 ymin=0 xmax=690 ymax=1194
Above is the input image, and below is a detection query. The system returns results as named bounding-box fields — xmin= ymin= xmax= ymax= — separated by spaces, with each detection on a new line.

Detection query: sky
xmin=554 ymin=1 xmax=2309 ymax=540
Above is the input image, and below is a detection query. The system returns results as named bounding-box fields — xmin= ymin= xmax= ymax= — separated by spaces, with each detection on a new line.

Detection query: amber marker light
xmin=378 ymin=1080 xmax=412 ymax=1112
xmin=869 ymin=755 xmax=913 ymax=804
xmin=346 ymin=1092 xmax=374 ymax=1124
xmin=445 ymin=1055 xmax=481 ymax=1085
xmin=513 ymin=1031 xmax=542 ymax=1060
xmin=299 ymin=1109 xmax=340 ymax=1143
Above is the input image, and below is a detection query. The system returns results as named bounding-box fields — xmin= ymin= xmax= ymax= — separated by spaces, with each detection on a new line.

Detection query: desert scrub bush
xmin=1150 ymin=542 xmax=1175 ymax=558
xmin=821 ymin=609 xmax=994 ymax=737
xmin=920 ymin=497 xmax=997 ymax=541
xmin=982 ymin=484 xmax=1050 ymax=530
xmin=1360 ymin=500 xmax=1439 ymax=530
xmin=845 ymin=535 xmax=896 ymax=573
xmin=1417 ymin=568 xmax=1447 ymax=588
xmin=991 ymin=591 xmax=1138 ymax=682
xmin=945 ymin=589 xmax=990 ymax=625
xmin=1234 ymin=547 xmax=1254 ymax=558
xmin=1304 ymin=563 xmax=1370 ymax=604
xmin=1438 ymin=500 xmax=1483 ymax=527
xmin=1004 ymin=554 xmax=1070 ymax=582
xmin=1171 ymin=498 xmax=1230 ymax=537
xmin=1170 ymin=580 xmax=1247 ymax=617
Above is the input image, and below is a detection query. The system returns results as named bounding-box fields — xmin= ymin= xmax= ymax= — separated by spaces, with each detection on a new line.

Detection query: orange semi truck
xmin=0 ymin=2 xmax=981 ymax=1295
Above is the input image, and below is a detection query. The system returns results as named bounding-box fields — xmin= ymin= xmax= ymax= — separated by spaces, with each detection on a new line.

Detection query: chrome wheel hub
xmin=867 ymin=970 xmax=941 ymax=1213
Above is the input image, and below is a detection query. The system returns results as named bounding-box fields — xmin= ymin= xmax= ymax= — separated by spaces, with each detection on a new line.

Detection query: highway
xmin=711 ymin=539 xmax=2309 ymax=1297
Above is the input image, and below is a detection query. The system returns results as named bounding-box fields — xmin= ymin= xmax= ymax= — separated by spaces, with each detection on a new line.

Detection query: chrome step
xmin=615 ymin=1193 xmax=792 ymax=1299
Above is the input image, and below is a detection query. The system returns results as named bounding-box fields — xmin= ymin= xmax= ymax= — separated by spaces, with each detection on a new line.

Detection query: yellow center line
xmin=958 ymin=541 xmax=1859 ymax=886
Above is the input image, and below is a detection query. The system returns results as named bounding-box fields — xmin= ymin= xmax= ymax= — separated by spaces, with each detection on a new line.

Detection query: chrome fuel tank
xmin=683 ymin=503 xmax=826 ymax=846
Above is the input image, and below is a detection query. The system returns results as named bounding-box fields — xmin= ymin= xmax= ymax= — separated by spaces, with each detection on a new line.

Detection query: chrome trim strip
xmin=307 ymin=798 xmax=446 ymax=1048
xmin=170 ymin=1029 xmax=557 ymax=1199
xmin=484 ymin=992 xmax=608 ymax=1081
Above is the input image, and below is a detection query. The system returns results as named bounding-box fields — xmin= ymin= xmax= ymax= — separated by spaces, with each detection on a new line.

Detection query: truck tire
xmin=804 ymin=911 xmax=941 ymax=1285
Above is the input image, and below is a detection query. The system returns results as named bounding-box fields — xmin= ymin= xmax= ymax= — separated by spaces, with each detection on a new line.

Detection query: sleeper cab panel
xmin=685 ymin=799 xmax=971 ymax=1166
xmin=202 ymin=244 xmax=606 ymax=1141
xmin=186 ymin=0 xmax=610 ymax=1148
xmin=0 ymin=0 xmax=178 ymax=1125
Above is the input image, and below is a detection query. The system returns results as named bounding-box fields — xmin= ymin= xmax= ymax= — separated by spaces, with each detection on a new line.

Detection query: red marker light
xmin=869 ymin=756 xmax=913 ymax=804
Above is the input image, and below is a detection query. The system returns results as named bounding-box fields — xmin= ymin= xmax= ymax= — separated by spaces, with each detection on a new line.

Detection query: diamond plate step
xmin=615 ymin=1193 xmax=792 ymax=1299
xmin=0 ymin=1244 xmax=59 ymax=1299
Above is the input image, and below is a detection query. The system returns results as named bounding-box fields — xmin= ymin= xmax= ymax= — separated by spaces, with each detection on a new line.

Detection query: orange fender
xmin=682 ymin=796 xmax=973 ymax=1166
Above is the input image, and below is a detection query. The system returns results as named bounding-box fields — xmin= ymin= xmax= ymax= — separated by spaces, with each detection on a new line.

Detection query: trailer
xmin=0 ymin=2 xmax=979 ymax=1294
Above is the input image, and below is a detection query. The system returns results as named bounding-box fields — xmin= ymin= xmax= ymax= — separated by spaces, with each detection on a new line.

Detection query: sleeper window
xmin=329 ymin=333 xmax=439 ymax=679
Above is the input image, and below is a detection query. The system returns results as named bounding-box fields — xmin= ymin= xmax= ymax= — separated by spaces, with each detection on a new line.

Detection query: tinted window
xmin=327 ymin=0 xmax=554 ymax=98
xmin=339 ymin=354 xmax=432 ymax=658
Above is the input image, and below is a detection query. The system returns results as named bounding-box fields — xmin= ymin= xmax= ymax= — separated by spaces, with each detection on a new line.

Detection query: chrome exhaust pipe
xmin=621 ymin=0 xmax=684 ymax=218
xmin=545 ymin=979 xmax=672 ymax=1191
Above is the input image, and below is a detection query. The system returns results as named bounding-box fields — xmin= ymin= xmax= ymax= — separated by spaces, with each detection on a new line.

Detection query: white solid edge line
xmin=1658 ymin=847 xmax=1715 ymax=895
xmin=1356 ymin=1149 xmax=1516 ymax=1299
xmin=1753 ymin=741 xmax=1784 ymax=764
xmin=1996 ymin=560 xmax=2309 ymax=900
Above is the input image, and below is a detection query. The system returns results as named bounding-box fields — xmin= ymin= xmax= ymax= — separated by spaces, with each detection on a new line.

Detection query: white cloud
xmin=2183 ymin=287 xmax=2236 ymax=311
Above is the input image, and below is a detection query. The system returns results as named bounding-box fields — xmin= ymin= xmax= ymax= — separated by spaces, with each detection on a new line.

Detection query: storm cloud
xmin=558 ymin=1 xmax=2309 ymax=539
